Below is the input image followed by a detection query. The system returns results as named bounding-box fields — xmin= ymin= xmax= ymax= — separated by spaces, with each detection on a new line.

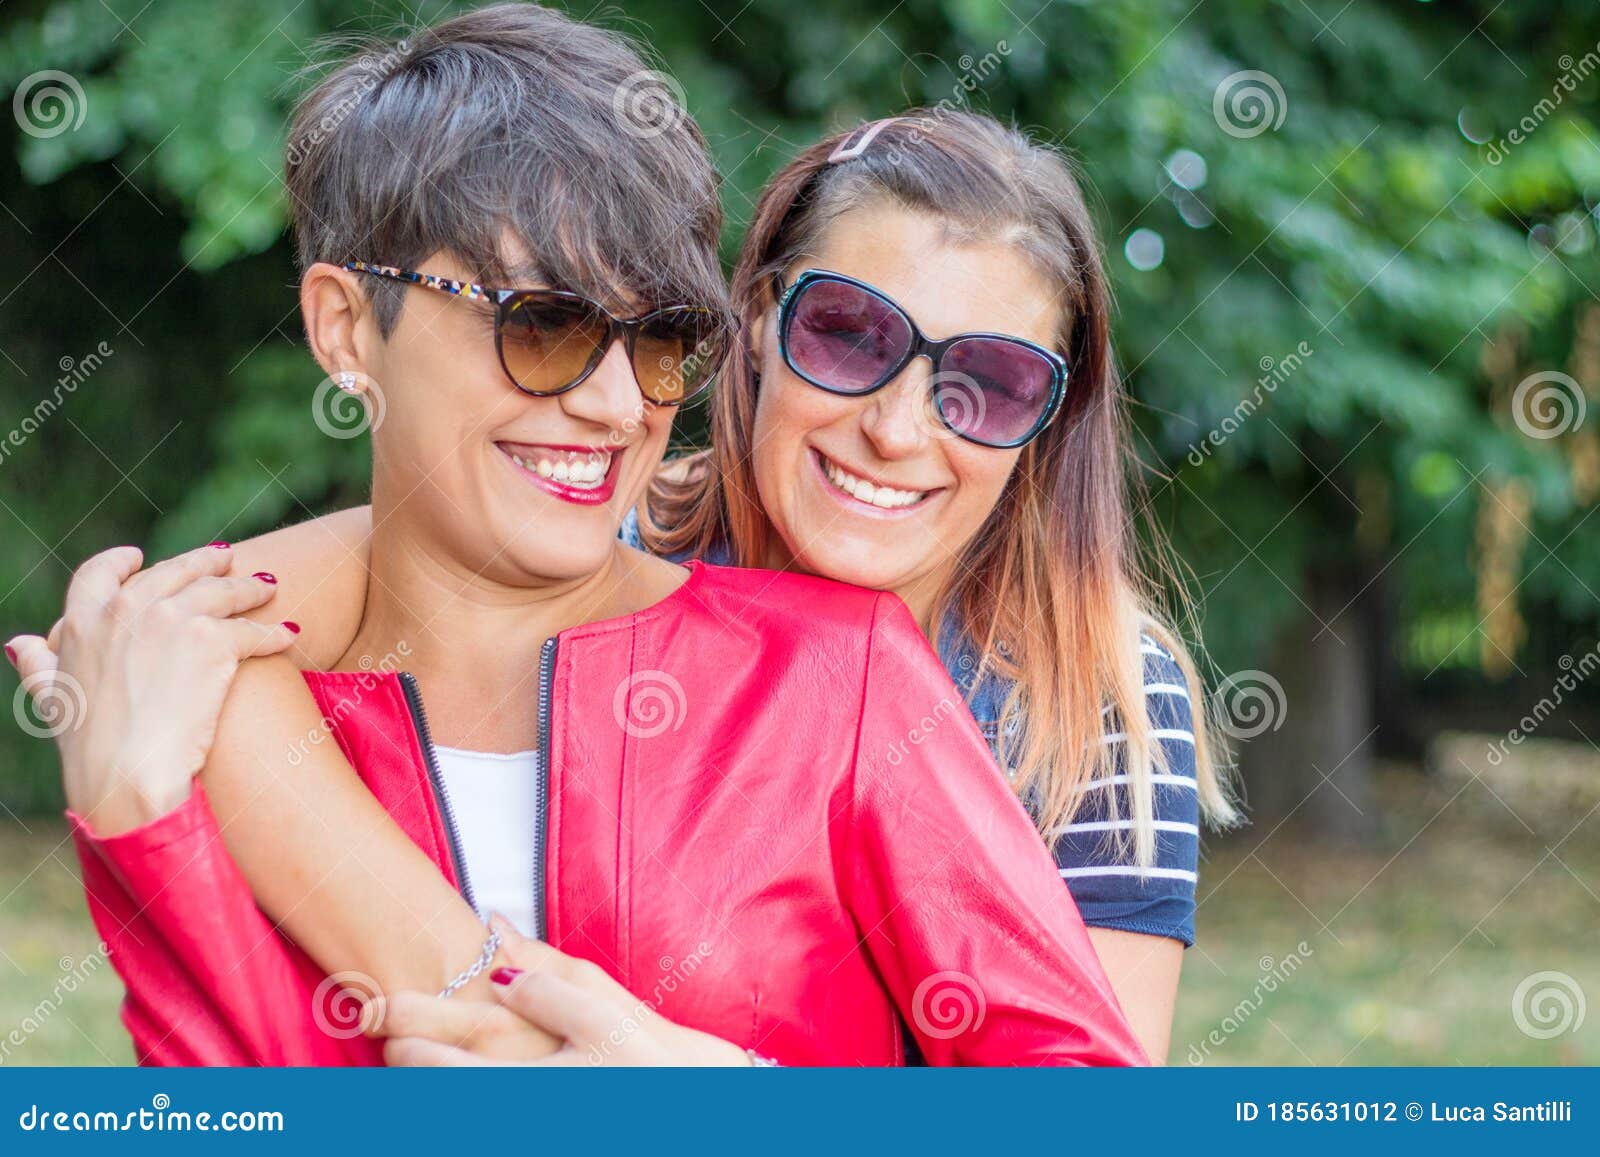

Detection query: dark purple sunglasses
xmin=775 ymin=269 xmax=1068 ymax=449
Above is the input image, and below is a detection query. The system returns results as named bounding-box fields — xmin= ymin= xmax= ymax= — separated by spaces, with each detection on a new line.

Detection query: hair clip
xmin=826 ymin=118 xmax=905 ymax=164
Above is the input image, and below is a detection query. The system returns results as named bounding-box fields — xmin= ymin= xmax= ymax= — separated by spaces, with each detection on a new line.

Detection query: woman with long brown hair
xmin=631 ymin=110 xmax=1238 ymax=1060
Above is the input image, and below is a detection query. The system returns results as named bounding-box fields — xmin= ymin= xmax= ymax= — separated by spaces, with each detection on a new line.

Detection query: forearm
xmin=70 ymin=786 xmax=378 ymax=1065
xmin=1087 ymin=926 xmax=1181 ymax=1064
xmin=199 ymin=655 xmax=503 ymax=1002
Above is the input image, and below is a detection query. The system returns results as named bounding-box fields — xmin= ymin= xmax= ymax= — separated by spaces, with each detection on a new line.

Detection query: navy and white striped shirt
xmin=939 ymin=627 xmax=1200 ymax=946
xmin=620 ymin=509 xmax=1201 ymax=945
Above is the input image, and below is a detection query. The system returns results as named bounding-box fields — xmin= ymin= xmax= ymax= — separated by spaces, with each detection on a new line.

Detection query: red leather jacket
xmin=70 ymin=562 xmax=1146 ymax=1067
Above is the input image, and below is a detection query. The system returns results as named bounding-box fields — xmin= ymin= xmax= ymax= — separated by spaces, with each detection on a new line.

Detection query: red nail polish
xmin=490 ymin=968 xmax=523 ymax=986
xmin=208 ymin=541 xmax=230 ymax=549
xmin=252 ymin=572 xmax=277 ymax=584
xmin=3 ymin=645 xmax=14 ymax=666
xmin=282 ymin=621 xmax=301 ymax=635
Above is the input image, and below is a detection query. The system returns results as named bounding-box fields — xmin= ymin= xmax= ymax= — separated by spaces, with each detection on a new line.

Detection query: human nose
xmin=859 ymin=357 xmax=934 ymax=461
xmin=559 ymin=336 xmax=650 ymax=437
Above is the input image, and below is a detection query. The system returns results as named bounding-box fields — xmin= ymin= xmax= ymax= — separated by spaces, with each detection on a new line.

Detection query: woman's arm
xmin=200 ymin=655 xmax=504 ymax=1001
xmin=11 ymin=545 xmax=376 ymax=1063
xmin=1053 ymin=639 xmax=1204 ymax=1064
xmin=1087 ymin=928 xmax=1181 ymax=1064
xmin=19 ymin=543 xmax=556 ymax=1062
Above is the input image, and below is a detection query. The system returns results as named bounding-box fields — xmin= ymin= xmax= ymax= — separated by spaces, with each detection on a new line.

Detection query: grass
xmin=0 ymin=818 xmax=132 ymax=1066
xmin=1 ymin=763 xmax=1595 ymax=1067
xmin=1173 ymin=763 xmax=1599 ymax=1065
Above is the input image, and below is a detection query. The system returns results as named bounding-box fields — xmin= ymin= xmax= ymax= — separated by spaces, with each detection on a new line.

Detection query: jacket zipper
xmin=533 ymin=637 xmax=557 ymax=941
xmin=398 ymin=672 xmax=478 ymax=914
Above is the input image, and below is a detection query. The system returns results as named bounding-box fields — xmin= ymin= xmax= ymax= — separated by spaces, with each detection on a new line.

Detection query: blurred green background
xmin=1 ymin=0 xmax=1596 ymax=1065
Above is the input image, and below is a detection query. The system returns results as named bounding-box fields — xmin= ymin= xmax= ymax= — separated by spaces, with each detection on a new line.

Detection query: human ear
xmin=301 ymin=262 xmax=381 ymax=383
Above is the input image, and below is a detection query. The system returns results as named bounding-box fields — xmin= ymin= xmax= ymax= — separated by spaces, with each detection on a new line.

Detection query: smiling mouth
xmin=813 ymin=449 xmax=933 ymax=511
xmin=498 ymin=442 xmax=619 ymax=504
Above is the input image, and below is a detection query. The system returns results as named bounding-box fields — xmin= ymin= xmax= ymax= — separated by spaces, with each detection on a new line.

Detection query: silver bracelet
xmin=438 ymin=927 xmax=502 ymax=998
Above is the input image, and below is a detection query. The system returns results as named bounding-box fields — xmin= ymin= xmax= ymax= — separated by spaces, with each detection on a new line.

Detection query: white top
xmin=433 ymin=745 xmax=539 ymax=938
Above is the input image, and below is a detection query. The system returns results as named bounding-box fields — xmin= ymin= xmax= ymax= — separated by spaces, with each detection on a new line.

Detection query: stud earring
xmin=336 ymin=371 xmax=360 ymax=393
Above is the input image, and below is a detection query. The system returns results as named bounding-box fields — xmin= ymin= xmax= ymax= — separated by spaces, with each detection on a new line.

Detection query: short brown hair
xmin=284 ymin=2 xmax=726 ymax=334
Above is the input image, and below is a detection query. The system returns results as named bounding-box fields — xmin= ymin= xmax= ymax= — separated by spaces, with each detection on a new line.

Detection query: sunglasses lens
xmin=937 ymin=337 xmax=1059 ymax=446
xmin=498 ymin=295 xmax=610 ymax=395
xmin=633 ymin=308 xmax=725 ymax=404
xmin=785 ymin=279 xmax=912 ymax=393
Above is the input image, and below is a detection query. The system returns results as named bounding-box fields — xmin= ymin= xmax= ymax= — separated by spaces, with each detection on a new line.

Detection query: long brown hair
xmin=647 ymin=110 xmax=1236 ymax=861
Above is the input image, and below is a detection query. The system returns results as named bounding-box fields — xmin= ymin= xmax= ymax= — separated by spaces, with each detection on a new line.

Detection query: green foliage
xmin=3 ymin=0 xmax=1599 ymax=808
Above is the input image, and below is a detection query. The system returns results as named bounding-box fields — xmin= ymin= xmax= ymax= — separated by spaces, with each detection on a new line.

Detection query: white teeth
xmin=505 ymin=447 xmax=612 ymax=489
xmin=822 ymin=455 xmax=925 ymax=510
